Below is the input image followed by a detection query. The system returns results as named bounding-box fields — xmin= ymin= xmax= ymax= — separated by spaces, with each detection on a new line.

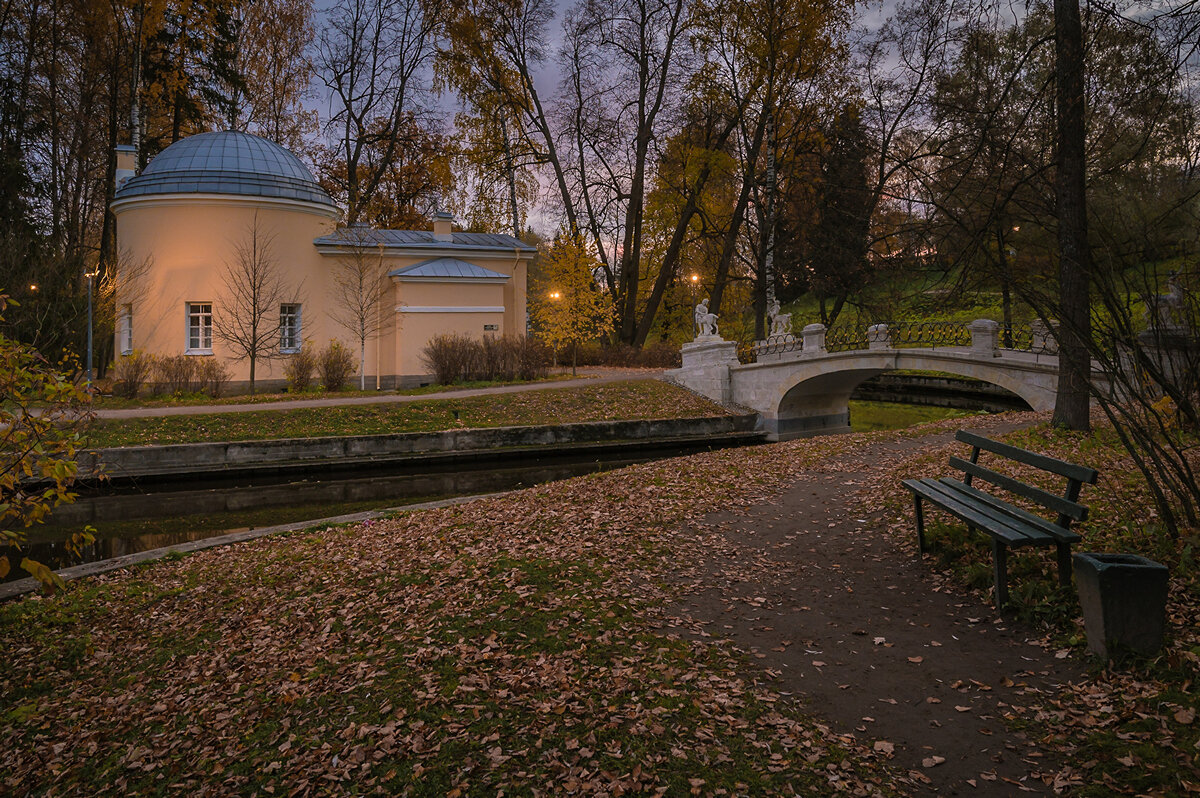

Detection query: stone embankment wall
xmin=79 ymin=415 xmax=763 ymax=483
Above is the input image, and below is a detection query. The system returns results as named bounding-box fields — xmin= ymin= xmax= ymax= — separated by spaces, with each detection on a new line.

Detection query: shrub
xmin=421 ymin=333 xmax=479 ymax=384
xmin=154 ymin=354 xmax=197 ymax=395
xmin=517 ymin=337 xmax=553 ymax=380
xmin=572 ymin=341 xmax=681 ymax=368
xmin=318 ymin=340 xmax=356 ymax=391
xmin=195 ymin=358 xmax=230 ymax=397
xmin=421 ymin=334 xmax=551 ymax=384
xmin=110 ymin=350 xmax=155 ymax=398
xmin=283 ymin=345 xmax=317 ymax=392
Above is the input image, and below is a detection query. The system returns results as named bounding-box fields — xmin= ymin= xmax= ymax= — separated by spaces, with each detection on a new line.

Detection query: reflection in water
xmin=3 ymin=445 xmax=714 ymax=583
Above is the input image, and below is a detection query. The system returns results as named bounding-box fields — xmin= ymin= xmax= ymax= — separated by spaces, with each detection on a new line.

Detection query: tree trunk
xmin=1052 ymin=0 xmax=1091 ymax=431
xmin=632 ymin=115 xmax=741 ymax=347
xmin=501 ymin=114 xmax=520 ymax=238
xmin=710 ymin=114 xmax=767 ymax=315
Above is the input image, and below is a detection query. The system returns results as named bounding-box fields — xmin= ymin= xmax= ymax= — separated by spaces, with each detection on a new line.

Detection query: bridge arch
xmin=729 ymin=349 xmax=1059 ymax=440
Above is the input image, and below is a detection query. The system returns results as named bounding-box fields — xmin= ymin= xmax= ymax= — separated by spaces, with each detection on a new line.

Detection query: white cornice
xmin=111 ymin=193 xmax=340 ymax=219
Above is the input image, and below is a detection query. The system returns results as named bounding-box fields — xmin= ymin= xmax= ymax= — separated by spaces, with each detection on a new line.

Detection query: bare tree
xmin=213 ymin=215 xmax=295 ymax=393
xmin=313 ymin=0 xmax=442 ymax=224
xmin=328 ymin=227 xmax=391 ymax=390
xmin=560 ymin=0 xmax=692 ymax=345
xmin=230 ymin=0 xmax=318 ymax=151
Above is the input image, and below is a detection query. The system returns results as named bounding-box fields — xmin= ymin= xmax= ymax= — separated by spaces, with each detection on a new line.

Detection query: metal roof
xmin=114 ymin=131 xmax=335 ymax=208
xmin=314 ymin=228 xmax=535 ymax=252
xmin=388 ymin=257 xmax=510 ymax=280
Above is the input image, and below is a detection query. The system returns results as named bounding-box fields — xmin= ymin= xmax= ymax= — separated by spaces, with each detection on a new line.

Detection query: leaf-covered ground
xmin=84 ymin=379 xmax=734 ymax=448
xmin=2 ymin=433 xmax=908 ymax=796
xmin=5 ymin=413 xmax=1197 ymax=795
xmin=858 ymin=412 xmax=1200 ymax=795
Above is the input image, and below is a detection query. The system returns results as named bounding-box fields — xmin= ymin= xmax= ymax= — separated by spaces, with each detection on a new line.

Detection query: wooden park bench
xmin=903 ymin=430 xmax=1099 ymax=609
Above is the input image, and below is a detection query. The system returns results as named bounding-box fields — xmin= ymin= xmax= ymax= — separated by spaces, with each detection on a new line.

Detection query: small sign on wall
xmin=483 ymin=324 xmax=499 ymax=331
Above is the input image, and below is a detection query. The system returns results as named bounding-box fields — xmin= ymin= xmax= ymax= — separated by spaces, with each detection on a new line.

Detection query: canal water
xmin=2 ymin=441 xmax=740 ymax=584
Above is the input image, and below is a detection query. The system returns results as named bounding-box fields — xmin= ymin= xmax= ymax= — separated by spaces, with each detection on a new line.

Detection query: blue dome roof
xmin=114 ymin=131 xmax=335 ymax=208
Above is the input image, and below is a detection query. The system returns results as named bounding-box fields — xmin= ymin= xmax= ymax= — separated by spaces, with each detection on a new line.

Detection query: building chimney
xmin=432 ymin=209 xmax=454 ymax=242
xmin=115 ymin=145 xmax=138 ymax=190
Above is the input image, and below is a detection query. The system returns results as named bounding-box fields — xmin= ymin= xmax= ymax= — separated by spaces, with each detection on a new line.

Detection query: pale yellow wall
xmin=392 ymin=280 xmax=508 ymax=378
xmin=113 ymin=195 xmax=337 ymax=387
xmin=371 ymin=247 xmax=530 ymax=384
xmin=115 ymin=193 xmax=531 ymax=390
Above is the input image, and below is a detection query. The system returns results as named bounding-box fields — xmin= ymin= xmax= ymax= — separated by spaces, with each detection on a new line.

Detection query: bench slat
xmin=906 ymin=478 xmax=1054 ymax=547
xmin=956 ymin=430 xmax=1099 ymax=484
xmin=948 ymin=457 xmax=1090 ymax=521
xmin=936 ymin=478 xmax=1081 ymax=543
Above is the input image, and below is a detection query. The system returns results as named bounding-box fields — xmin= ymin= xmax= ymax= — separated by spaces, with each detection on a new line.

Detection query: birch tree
xmin=328 ymin=227 xmax=391 ymax=390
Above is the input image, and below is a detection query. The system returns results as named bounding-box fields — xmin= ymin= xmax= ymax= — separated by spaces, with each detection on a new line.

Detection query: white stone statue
xmin=1146 ymin=273 xmax=1186 ymax=330
xmin=694 ymin=299 xmax=719 ymax=338
xmin=767 ymin=299 xmax=791 ymax=337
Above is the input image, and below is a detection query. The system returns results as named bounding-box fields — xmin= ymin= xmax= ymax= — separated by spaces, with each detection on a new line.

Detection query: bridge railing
xmin=744 ymin=319 xmax=1058 ymax=363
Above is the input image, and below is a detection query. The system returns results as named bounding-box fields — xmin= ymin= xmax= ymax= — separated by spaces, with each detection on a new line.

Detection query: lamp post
xmin=85 ymin=269 xmax=98 ymax=386
xmin=548 ymin=290 xmax=568 ymax=374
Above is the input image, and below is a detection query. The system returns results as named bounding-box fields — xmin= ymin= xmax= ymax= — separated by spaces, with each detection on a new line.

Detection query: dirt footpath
xmin=674 ymin=433 xmax=1081 ymax=796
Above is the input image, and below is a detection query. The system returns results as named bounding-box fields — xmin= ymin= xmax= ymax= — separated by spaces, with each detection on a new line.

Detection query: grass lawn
xmin=92 ymin=374 xmax=580 ymax=410
xmin=848 ymin=400 xmax=980 ymax=432
xmin=85 ymin=379 xmax=734 ymax=448
xmin=6 ymin=408 xmax=1196 ymax=794
xmin=1 ymin=433 xmax=907 ymax=796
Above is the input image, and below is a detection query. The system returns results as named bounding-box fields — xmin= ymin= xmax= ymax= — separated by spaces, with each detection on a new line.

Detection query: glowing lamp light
xmin=549 ymin=291 xmax=561 ymax=300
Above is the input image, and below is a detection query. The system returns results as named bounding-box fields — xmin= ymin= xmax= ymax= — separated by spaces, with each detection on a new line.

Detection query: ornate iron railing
xmin=886 ymin=321 xmax=973 ymax=348
xmin=740 ymin=319 xmax=1057 ymax=363
xmin=751 ymin=334 xmax=804 ymax=358
xmin=823 ymin=325 xmax=870 ymax=352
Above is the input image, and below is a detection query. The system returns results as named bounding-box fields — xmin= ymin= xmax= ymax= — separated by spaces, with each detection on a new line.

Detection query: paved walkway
xmin=92 ymin=368 xmax=664 ymax=420
xmin=675 ymin=427 xmax=1075 ymax=795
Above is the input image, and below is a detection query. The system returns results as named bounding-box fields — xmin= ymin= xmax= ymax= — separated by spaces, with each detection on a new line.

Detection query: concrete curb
xmin=80 ymin=415 xmax=762 ymax=483
xmin=0 ymin=492 xmax=507 ymax=602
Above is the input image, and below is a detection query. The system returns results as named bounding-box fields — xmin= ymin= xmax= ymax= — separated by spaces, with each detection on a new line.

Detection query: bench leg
xmin=913 ymin=495 xmax=926 ymax=553
xmin=1056 ymin=542 xmax=1072 ymax=587
xmin=992 ymin=539 xmax=1009 ymax=610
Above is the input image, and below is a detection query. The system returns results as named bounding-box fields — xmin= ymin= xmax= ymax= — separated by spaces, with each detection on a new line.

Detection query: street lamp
xmin=549 ymin=290 xmax=561 ymax=300
xmin=85 ymin=268 xmax=98 ymax=386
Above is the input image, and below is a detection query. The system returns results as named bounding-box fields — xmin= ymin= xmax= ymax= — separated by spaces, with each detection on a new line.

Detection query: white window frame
xmin=118 ymin=303 xmax=133 ymax=354
xmin=279 ymin=303 xmax=302 ymax=353
xmin=186 ymin=302 xmax=213 ymax=354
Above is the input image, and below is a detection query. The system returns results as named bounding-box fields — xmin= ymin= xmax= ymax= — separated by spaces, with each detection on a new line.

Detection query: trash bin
xmin=1073 ymin=552 xmax=1169 ymax=659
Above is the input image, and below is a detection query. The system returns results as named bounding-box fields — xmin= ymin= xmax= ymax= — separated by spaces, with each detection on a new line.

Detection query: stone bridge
xmin=666 ymin=319 xmax=1062 ymax=440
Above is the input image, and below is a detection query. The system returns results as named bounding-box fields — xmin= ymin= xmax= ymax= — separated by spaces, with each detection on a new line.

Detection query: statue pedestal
xmin=666 ymin=337 xmax=739 ymax=404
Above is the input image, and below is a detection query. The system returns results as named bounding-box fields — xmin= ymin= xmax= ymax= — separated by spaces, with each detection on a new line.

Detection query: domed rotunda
xmin=111 ymin=131 xmax=532 ymax=391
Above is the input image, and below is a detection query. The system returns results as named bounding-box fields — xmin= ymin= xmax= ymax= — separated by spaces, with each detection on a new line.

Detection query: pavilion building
xmin=111 ymin=130 xmax=533 ymax=391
